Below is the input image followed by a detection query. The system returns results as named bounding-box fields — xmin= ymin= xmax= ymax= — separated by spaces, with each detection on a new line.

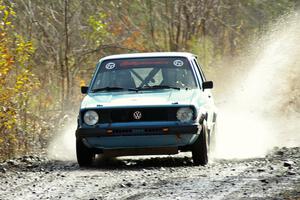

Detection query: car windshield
xmin=91 ymin=57 xmax=197 ymax=92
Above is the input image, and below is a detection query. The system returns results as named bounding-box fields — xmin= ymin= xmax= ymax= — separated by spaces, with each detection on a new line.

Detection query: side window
xmin=192 ymin=59 xmax=206 ymax=83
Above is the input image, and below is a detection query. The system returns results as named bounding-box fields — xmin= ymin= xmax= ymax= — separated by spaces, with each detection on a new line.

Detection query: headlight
xmin=83 ymin=110 xmax=99 ymax=125
xmin=176 ymin=107 xmax=194 ymax=122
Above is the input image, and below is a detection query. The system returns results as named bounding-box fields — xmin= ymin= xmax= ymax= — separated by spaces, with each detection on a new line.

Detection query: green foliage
xmin=86 ymin=13 xmax=108 ymax=46
xmin=0 ymin=0 xmax=40 ymax=159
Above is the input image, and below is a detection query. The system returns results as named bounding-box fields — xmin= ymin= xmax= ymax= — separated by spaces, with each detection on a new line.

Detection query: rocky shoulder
xmin=0 ymin=147 xmax=299 ymax=200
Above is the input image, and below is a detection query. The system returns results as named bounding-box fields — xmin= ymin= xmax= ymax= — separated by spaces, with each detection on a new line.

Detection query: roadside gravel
xmin=0 ymin=147 xmax=299 ymax=200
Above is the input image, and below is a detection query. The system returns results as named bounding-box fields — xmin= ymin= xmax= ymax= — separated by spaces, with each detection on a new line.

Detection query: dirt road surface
xmin=0 ymin=147 xmax=299 ymax=200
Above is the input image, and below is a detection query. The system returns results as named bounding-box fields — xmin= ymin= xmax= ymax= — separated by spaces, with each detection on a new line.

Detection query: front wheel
xmin=76 ymin=138 xmax=95 ymax=167
xmin=192 ymin=127 xmax=208 ymax=166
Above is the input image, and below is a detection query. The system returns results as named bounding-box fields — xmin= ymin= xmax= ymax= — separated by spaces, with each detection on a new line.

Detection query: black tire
xmin=76 ymin=138 xmax=94 ymax=167
xmin=192 ymin=127 xmax=208 ymax=166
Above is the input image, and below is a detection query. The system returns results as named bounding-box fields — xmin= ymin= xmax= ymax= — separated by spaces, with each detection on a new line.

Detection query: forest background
xmin=0 ymin=0 xmax=299 ymax=160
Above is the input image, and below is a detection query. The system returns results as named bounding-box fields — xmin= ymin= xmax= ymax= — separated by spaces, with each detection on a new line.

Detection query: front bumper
xmin=76 ymin=124 xmax=200 ymax=138
xmin=76 ymin=122 xmax=201 ymax=149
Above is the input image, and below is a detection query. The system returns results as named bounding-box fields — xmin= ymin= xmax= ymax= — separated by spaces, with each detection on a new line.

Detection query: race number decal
xmin=105 ymin=62 xmax=116 ymax=70
xmin=173 ymin=60 xmax=184 ymax=67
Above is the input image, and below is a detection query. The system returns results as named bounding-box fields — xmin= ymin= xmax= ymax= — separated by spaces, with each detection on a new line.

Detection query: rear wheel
xmin=192 ymin=127 xmax=208 ymax=166
xmin=76 ymin=138 xmax=94 ymax=167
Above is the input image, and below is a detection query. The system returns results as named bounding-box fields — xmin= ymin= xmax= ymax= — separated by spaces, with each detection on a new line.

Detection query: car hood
xmin=81 ymin=89 xmax=208 ymax=109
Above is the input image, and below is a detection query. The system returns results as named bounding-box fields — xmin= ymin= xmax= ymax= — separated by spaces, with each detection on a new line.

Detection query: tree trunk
xmin=64 ymin=0 xmax=70 ymax=107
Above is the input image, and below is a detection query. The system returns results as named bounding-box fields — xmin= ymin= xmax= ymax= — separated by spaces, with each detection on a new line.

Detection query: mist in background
xmin=214 ymin=12 xmax=300 ymax=159
xmin=47 ymin=116 xmax=77 ymax=161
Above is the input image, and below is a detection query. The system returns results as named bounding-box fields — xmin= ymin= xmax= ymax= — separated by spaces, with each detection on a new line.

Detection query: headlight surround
xmin=83 ymin=110 xmax=99 ymax=126
xmin=176 ymin=107 xmax=194 ymax=123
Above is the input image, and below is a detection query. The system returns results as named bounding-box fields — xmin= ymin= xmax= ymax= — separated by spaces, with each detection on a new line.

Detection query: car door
xmin=191 ymin=58 xmax=217 ymax=129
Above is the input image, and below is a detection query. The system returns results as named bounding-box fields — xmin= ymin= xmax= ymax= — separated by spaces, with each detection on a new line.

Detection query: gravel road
xmin=0 ymin=147 xmax=299 ymax=200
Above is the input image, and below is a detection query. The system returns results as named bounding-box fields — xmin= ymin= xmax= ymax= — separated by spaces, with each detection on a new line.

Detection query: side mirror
xmin=81 ymin=86 xmax=89 ymax=94
xmin=202 ymin=81 xmax=213 ymax=90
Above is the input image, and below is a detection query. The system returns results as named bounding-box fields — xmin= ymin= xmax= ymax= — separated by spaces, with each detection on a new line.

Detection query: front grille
xmin=109 ymin=128 xmax=166 ymax=136
xmin=145 ymin=128 xmax=162 ymax=132
xmin=96 ymin=107 xmax=178 ymax=123
xmin=112 ymin=129 xmax=132 ymax=134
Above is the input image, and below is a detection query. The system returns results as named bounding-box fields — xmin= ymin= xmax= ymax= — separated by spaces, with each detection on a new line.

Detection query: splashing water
xmin=215 ymin=12 xmax=300 ymax=159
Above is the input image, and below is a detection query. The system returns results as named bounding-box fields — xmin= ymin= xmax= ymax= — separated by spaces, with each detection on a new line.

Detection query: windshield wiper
xmin=136 ymin=85 xmax=180 ymax=91
xmin=91 ymin=86 xmax=125 ymax=92
xmin=92 ymin=85 xmax=181 ymax=92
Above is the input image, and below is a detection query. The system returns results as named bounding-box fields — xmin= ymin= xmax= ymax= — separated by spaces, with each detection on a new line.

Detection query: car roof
xmin=99 ymin=52 xmax=196 ymax=62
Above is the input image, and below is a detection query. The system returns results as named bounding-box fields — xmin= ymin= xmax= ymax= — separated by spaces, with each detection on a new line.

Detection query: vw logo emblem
xmin=133 ymin=111 xmax=142 ymax=120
